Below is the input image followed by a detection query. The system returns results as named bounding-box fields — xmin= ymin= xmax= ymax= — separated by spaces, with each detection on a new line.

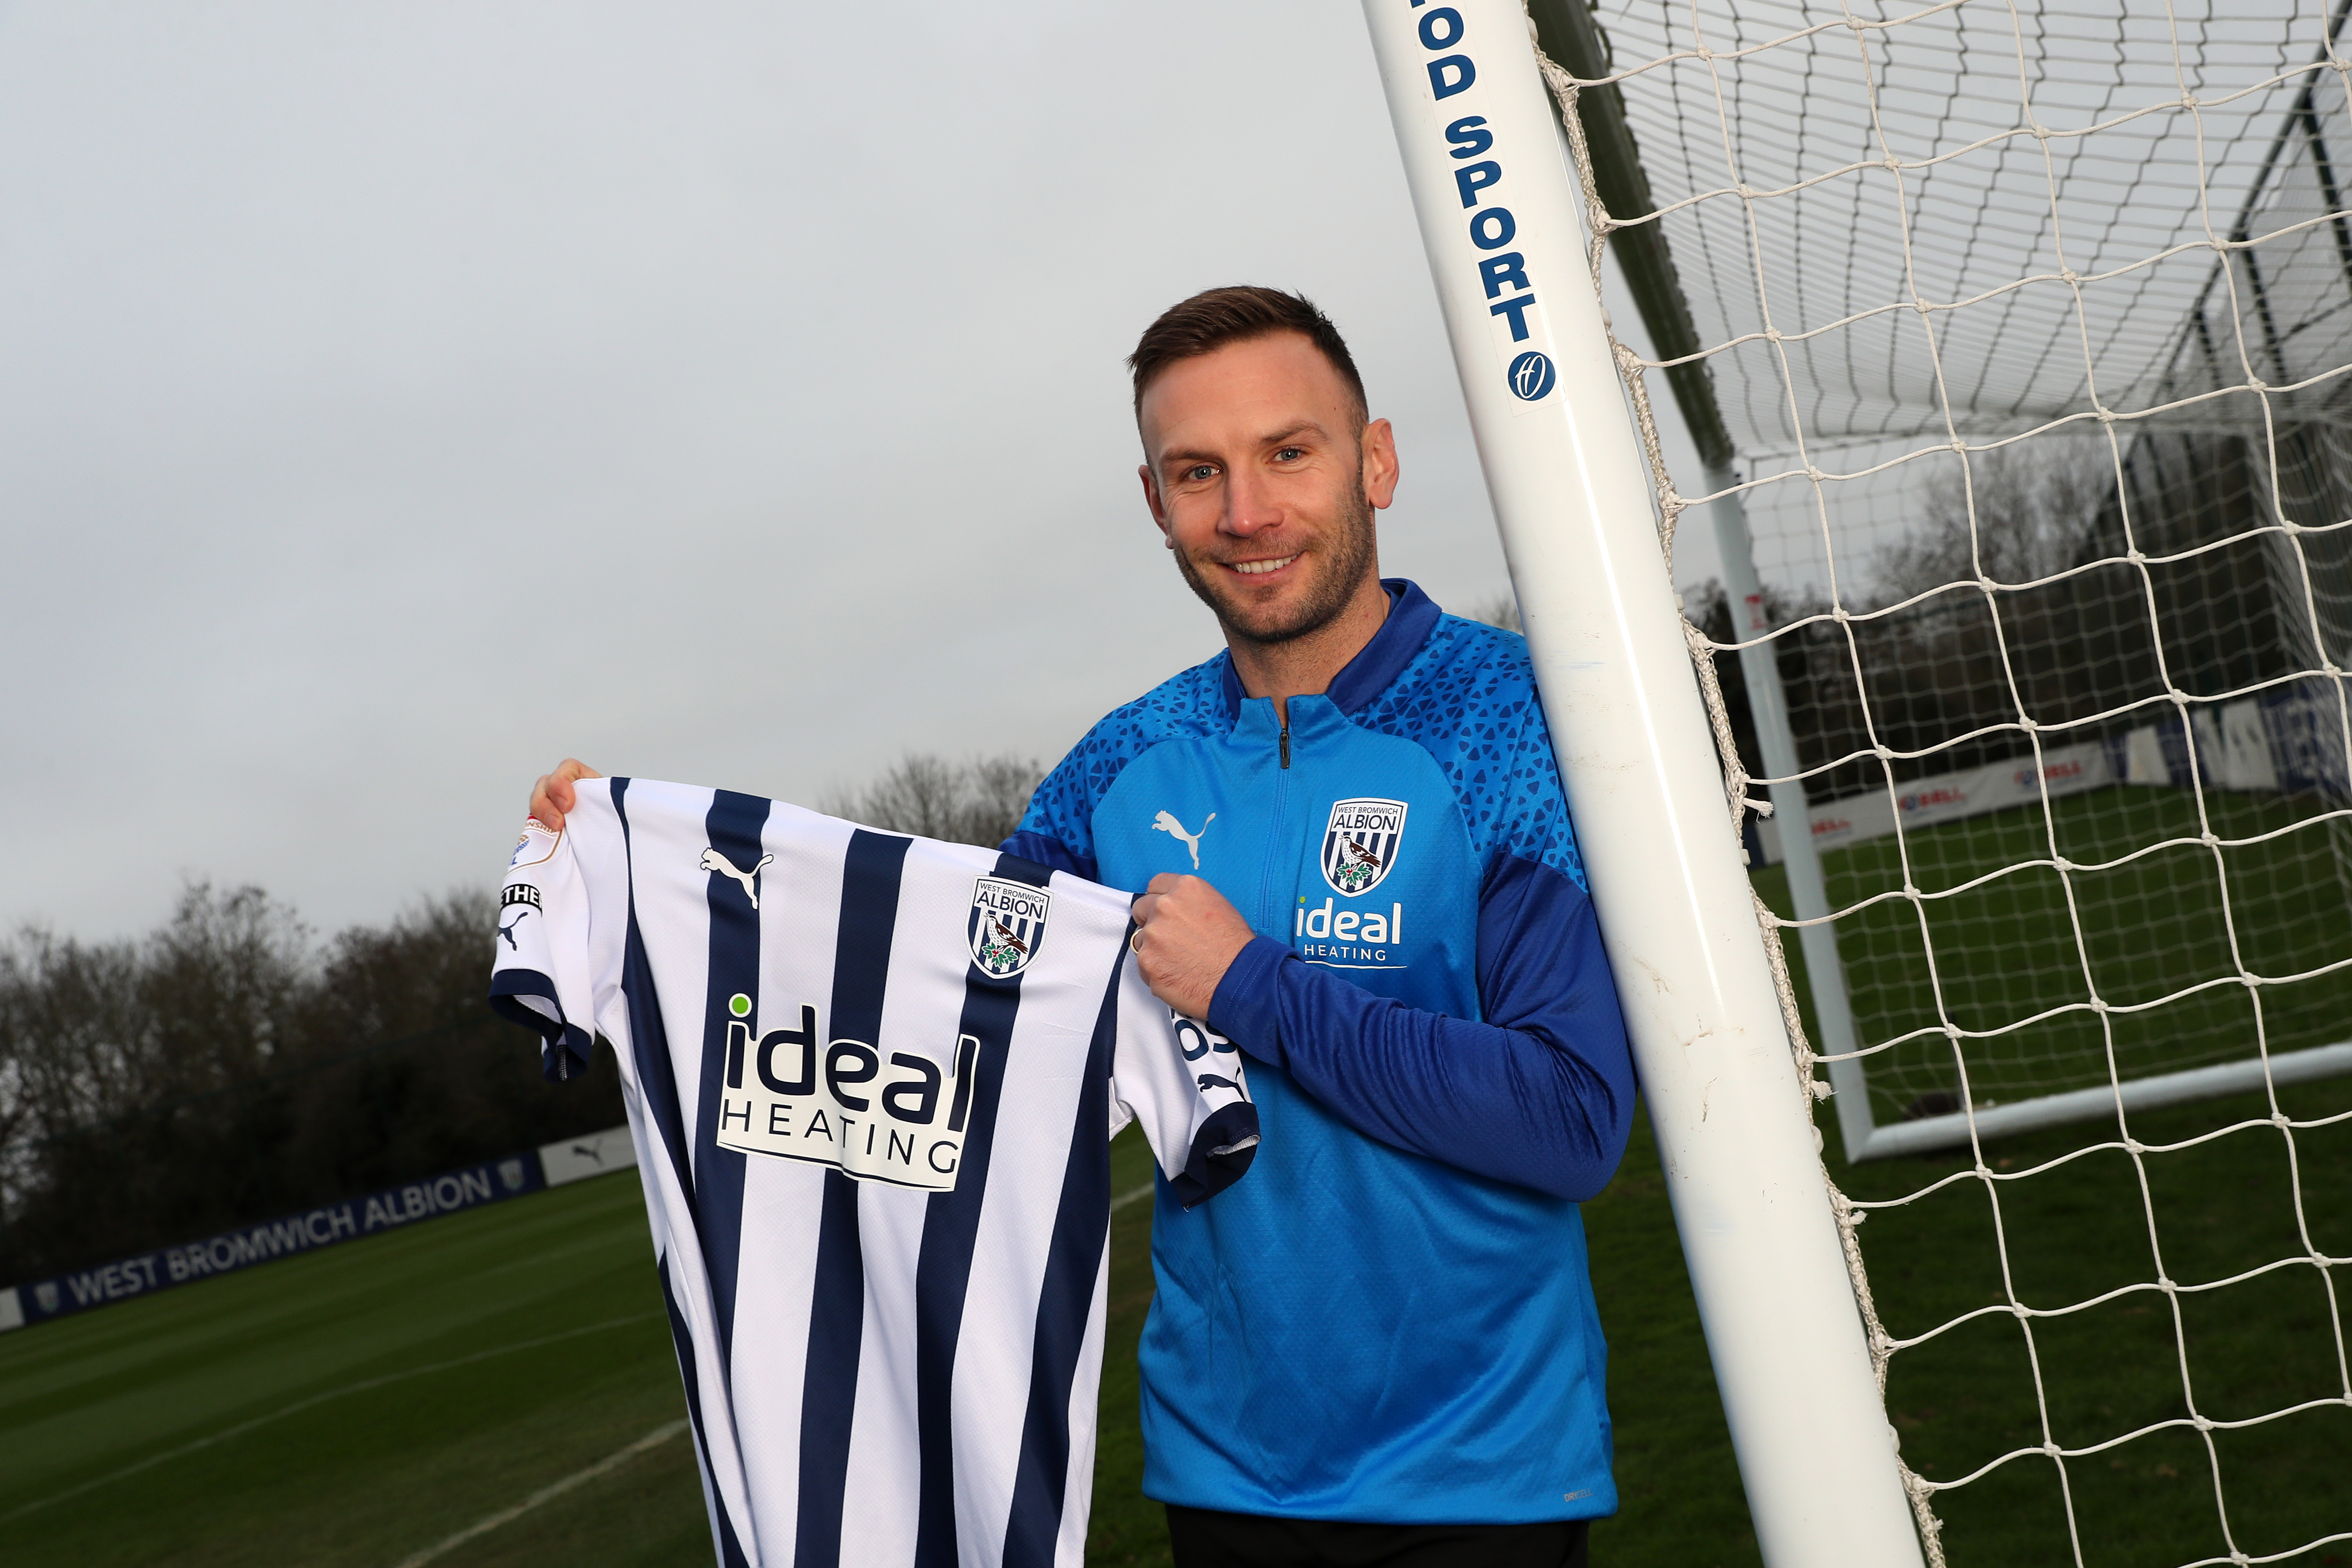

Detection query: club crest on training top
xmin=968 ymin=877 xmax=1050 ymax=979
xmin=1321 ymin=798 xmax=1408 ymax=897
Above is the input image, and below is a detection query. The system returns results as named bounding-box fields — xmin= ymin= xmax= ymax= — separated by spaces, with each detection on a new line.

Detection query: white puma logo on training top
xmin=700 ymin=848 xmax=775 ymax=908
xmin=1151 ymin=811 xmax=1216 ymax=870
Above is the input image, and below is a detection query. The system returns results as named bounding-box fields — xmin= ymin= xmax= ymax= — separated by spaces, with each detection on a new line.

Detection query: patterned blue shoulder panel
xmin=1015 ymin=652 xmax=1234 ymax=868
xmin=1351 ymin=613 xmax=1588 ymax=891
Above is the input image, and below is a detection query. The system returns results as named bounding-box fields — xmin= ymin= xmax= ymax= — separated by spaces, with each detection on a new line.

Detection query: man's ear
xmin=1362 ymin=418 xmax=1401 ymax=511
xmin=1138 ymin=463 xmax=1172 ymax=537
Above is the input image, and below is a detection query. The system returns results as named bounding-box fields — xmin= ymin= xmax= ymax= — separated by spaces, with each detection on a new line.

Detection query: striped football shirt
xmin=487 ymin=777 xmax=1257 ymax=1568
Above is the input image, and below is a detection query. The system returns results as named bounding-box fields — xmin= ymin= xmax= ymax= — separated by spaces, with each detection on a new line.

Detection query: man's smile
xmin=1227 ymin=554 xmax=1299 ymax=576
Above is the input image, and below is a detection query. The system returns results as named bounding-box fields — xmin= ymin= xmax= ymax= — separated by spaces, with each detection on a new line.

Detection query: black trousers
xmin=1166 ymin=1504 xmax=1592 ymax=1568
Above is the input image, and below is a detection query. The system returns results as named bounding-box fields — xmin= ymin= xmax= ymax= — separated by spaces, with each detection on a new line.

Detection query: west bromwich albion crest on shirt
xmin=488 ymin=778 xmax=1258 ymax=1568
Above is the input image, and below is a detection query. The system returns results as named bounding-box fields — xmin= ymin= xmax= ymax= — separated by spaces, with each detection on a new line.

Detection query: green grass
xmin=0 ymin=1137 xmax=1172 ymax=1568
xmin=11 ymin=782 xmax=2350 ymax=1568
xmin=1775 ymin=784 xmax=2352 ymax=1121
xmin=1831 ymin=1080 xmax=2352 ymax=1568
xmin=1749 ymin=784 xmax=2352 ymax=1566
xmin=0 ymin=1172 xmax=706 ymax=1567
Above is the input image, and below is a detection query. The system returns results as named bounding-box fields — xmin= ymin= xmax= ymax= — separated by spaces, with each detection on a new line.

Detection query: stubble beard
xmin=1172 ymin=469 xmax=1379 ymax=650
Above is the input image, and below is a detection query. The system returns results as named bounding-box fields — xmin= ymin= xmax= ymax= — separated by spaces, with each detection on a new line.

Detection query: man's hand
xmin=529 ymin=759 xmax=602 ymax=831
xmin=1129 ymin=873 xmax=1257 ymax=1020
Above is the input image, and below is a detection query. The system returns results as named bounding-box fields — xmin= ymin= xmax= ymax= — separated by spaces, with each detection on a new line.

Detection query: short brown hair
xmin=1127 ymin=286 xmax=1367 ymax=423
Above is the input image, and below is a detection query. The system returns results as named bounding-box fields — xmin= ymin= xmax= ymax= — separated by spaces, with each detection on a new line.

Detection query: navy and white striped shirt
xmin=489 ymin=778 xmax=1257 ymax=1567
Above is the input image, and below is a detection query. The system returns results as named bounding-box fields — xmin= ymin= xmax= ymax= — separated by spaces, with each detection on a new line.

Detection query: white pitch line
xmin=390 ymin=1419 xmax=690 ymax=1568
xmin=27 ymin=1190 xmax=1156 ymax=1530
xmin=4 ymin=1311 xmax=662 ymax=1522
xmin=390 ymin=1181 xmax=1148 ymax=1566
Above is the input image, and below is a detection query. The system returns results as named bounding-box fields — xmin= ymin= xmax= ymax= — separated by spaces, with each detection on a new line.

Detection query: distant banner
xmin=3 ymin=1152 xmax=545 ymax=1331
xmin=1755 ymin=684 xmax=2352 ymax=866
xmin=1758 ymin=742 xmax=2112 ymax=863
xmin=539 ymin=1125 xmax=637 ymax=1187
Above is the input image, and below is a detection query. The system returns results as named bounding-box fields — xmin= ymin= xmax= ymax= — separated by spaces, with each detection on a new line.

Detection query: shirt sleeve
xmin=1001 ymin=828 xmax=1094 ymax=880
xmin=487 ymin=816 xmax=598 ymax=1081
xmin=1105 ymin=951 xmax=1260 ymax=1208
xmin=1204 ymin=851 xmax=1633 ymax=1201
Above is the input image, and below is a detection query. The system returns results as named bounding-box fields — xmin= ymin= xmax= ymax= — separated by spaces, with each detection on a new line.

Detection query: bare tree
xmin=1874 ymin=443 xmax=2117 ymax=605
xmin=0 ymin=882 xmax=622 ymax=1282
xmin=0 ymin=755 xmax=1063 ymax=1283
xmin=823 ymin=753 xmax=1047 ymax=850
xmin=1468 ymin=592 xmax=1522 ymax=632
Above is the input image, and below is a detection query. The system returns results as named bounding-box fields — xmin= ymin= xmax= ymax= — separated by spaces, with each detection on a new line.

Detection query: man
xmin=532 ymin=286 xmax=1634 ymax=1567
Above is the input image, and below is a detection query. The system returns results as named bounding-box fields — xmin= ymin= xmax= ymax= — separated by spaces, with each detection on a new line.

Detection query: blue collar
xmin=1215 ymin=579 xmax=1444 ymax=719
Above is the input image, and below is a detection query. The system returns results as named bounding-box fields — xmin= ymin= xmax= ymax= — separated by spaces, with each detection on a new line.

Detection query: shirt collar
xmin=1215 ymin=579 xmax=1443 ymax=719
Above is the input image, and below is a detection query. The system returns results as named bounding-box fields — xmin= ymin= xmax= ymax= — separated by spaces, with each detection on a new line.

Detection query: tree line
xmin=0 ymin=755 xmax=1041 ymax=1284
xmin=19 ymin=427 xmax=2318 ymax=1285
xmin=1686 ymin=430 xmax=2323 ymax=807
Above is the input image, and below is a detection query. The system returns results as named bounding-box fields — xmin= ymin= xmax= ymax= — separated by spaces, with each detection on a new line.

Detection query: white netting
xmin=1537 ymin=0 xmax=2352 ymax=1560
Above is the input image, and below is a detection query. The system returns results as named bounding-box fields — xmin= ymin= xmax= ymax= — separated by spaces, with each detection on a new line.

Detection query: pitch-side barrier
xmin=0 ymin=1125 xmax=635 ymax=1333
xmin=1753 ymin=689 xmax=2348 ymax=864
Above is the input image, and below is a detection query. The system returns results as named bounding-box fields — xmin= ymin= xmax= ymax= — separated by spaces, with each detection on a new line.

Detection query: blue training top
xmin=1007 ymin=579 xmax=1636 ymax=1525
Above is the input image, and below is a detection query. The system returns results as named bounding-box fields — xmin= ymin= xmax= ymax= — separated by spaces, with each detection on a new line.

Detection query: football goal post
xmin=1363 ymin=0 xmax=2352 ymax=1564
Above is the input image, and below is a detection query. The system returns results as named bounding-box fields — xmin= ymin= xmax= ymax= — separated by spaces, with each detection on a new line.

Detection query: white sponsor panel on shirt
xmin=539 ymin=1125 xmax=639 ymax=1187
xmin=1758 ymin=742 xmax=2112 ymax=863
xmin=714 ymin=998 xmax=974 ymax=1193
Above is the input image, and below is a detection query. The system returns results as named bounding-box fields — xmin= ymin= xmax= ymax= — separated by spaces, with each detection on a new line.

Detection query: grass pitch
xmin=8 ymin=782 xmax=2346 ymax=1566
xmin=0 ymin=1110 xmax=1766 ymax=1568
xmin=1798 ymin=784 xmax=2352 ymax=1121
xmin=5 ymin=1090 xmax=2342 ymax=1566
xmin=1755 ymin=784 xmax=2352 ymax=1568
xmin=0 ymin=1169 xmax=705 ymax=1567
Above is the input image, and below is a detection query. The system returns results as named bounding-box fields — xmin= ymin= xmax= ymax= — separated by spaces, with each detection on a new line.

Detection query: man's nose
xmin=1222 ymin=468 xmax=1282 ymax=536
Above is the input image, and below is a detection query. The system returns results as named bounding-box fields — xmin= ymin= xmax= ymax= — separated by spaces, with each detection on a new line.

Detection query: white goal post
xmin=1363 ymin=0 xmax=2352 ymax=1564
xmin=1362 ymin=4 xmax=1927 ymax=1563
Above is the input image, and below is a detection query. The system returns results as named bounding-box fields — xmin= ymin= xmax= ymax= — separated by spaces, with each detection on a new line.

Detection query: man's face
xmin=1137 ymin=333 xmax=1399 ymax=647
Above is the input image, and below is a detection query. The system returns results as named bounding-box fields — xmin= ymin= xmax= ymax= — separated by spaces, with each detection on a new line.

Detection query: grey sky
xmin=1 ymin=1 xmax=1709 ymax=940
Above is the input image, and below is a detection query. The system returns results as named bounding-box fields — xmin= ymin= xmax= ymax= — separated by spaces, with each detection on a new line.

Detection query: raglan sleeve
xmin=1105 ymin=952 xmax=1261 ymax=1209
xmin=1003 ymin=746 xmax=1102 ymax=880
xmin=487 ymin=817 xmax=598 ymax=1082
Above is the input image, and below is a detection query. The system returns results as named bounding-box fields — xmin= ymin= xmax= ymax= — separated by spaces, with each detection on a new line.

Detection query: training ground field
xmin=4 ymin=787 xmax=2348 ymax=1566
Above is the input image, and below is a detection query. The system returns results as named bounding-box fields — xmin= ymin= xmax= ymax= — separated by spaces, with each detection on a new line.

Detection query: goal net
xmin=1527 ymin=0 xmax=2352 ymax=1559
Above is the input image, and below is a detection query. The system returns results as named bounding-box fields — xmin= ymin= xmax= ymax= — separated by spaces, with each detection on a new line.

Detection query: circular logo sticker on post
xmin=1507 ymin=351 xmax=1556 ymax=401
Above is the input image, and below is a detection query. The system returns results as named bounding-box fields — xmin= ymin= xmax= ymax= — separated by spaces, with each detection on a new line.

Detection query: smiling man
xmin=528 ymin=286 xmax=1636 ymax=1568
xmin=1004 ymin=286 xmax=1636 ymax=1567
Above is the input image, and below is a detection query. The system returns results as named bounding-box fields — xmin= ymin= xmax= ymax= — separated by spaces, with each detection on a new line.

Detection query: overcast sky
xmin=0 ymin=0 xmax=1709 ymax=941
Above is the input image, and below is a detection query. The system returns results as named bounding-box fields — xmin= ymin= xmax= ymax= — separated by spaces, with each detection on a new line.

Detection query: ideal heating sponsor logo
xmin=715 ymin=996 xmax=976 ymax=1190
xmin=1297 ymin=896 xmax=1409 ymax=970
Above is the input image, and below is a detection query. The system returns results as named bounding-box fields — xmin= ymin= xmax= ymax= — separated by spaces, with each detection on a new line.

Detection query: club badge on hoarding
xmin=1322 ymin=798 xmax=1407 ymax=896
xmin=497 ymin=1158 xmax=526 ymax=1192
xmin=34 ymin=1282 xmax=59 ymax=1314
xmin=969 ymin=878 xmax=1050 ymax=979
